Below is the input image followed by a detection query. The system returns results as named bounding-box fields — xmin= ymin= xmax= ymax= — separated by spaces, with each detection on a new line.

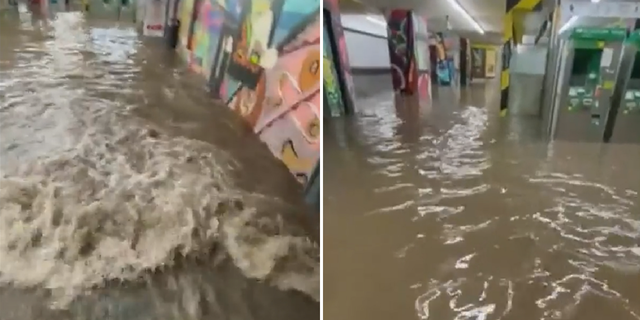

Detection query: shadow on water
xmin=0 ymin=9 xmax=318 ymax=320
xmin=324 ymin=77 xmax=640 ymax=320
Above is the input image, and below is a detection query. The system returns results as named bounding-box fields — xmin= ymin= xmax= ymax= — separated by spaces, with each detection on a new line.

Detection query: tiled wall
xmin=178 ymin=0 xmax=320 ymax=184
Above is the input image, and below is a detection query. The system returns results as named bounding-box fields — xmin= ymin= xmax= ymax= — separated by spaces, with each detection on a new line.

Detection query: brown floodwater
xmin=324 ymin=74 xmax=640 ymax=320
xmin=0 ymin=7 xmax=318 ymax=320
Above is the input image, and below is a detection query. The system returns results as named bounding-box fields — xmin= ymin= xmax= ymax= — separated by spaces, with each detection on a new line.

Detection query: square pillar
xmin=501 ymin=0 xmax=543 ymax=116
xmin=322 ymin=0 xmax=356 ymax=116
xmin=385 ymin=10 xmax=431 ymax=101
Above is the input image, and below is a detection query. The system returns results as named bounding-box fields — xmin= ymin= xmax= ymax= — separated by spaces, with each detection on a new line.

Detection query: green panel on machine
xmin=570 ymin=27 xmax=627 ymax=42
xmin=566 ymin=28 xmax=627 ymax=120
xmin=626 ymin=30 xmax=640 ymax=46
xmin=551 ymin=26 xmax=627 ymax=142
xmin=621 ymin=30 xmax=640 ymax=115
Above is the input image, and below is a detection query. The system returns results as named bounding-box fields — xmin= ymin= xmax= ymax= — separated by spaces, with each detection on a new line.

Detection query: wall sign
xmin=143 ymin=0 xmax=167 ymax=37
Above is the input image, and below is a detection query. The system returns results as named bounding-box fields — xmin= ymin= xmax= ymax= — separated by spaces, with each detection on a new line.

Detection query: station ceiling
xmin=338 ymin=0 xmax=555 ymax=44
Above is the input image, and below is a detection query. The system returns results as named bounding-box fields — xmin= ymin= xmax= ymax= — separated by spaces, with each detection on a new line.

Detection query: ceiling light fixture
xmin=366 ymin=16 xmax=388 ymax=27
xmin=446 ymin=0 xmax=485 ymax=34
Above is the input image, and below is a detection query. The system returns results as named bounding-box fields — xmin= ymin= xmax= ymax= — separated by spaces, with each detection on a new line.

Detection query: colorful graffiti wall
xmin=385 ymin=10 xmax=430 ymax=99
xmin=178 ymin=0 xmax=320 ymax=183
xmin=430 ymin=32 xmax=456 ymax=86
xmin=322 ymin=10 xmax=345 ymax=117
xmin=412 ymin=14 xmax=431 ymax=100
xmin=322 ymin=0 xmax=355 ymax=115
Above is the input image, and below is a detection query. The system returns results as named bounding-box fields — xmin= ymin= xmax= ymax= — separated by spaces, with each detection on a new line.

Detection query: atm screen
xmin=569 ymin=48 xmax=602 ymax=85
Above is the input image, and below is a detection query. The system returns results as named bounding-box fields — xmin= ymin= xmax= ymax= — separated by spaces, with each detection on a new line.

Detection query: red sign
xmin=146 ymin=24 xmax=163 ymax=30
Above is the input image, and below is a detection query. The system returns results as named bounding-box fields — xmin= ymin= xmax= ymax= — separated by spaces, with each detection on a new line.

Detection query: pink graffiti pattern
xmin=180 ymin=0 xmax=320 ymax=183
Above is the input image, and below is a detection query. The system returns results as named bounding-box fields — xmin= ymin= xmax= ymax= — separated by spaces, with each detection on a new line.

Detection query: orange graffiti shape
xmin=256 ymin=46 xmax=320 ymax=144
xmin=232 ymin=22 xmax=262 ymax=74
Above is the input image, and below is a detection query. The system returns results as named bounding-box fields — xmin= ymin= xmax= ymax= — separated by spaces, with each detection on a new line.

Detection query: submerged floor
xmin=324 ymin=74 xmax=640 ymax=320
xmin=0 ymin=8 xmax=318 ymax=320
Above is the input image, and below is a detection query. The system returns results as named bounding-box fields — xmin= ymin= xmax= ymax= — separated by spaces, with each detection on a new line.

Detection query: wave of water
xmin=0 ymin=11 xmax=318 ymax=311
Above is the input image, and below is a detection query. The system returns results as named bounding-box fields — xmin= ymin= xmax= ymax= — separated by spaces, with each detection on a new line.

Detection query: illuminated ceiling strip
xmin=446 ymin=0 xmax=485 ymax=34
xmin=558 ymin=16 xmax=578 ymax=34
xmin=366 ymin=16 xmax=387 ymax=27
xmin=559 ymin=0 xmax=605 ymax=34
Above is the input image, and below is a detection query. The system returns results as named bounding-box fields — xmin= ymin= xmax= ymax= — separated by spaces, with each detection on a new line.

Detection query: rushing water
xmin=0 ymin=8 xmax=318 ymax=319
xmin=324 ymin=75 xmax=640 ymax=320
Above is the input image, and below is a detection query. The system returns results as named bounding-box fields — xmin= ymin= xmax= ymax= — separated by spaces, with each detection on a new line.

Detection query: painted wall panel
xmin=323 ymin=18 xmax=346 ymax=117
xmin=323 ymin=0 xmax=356 ymax=115
xmin=178 ymin=0 xmax=319 ymax=183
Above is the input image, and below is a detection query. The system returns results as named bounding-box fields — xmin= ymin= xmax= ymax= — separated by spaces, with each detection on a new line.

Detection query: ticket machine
xmin=607 ymin=30 xmax=640 ymax=143
xmin=549 ymin=27 xmax=627 ymax=142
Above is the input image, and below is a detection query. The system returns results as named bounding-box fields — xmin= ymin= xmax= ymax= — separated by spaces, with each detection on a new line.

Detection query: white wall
xmin=341 ymin=14 xmax=392 ymax=70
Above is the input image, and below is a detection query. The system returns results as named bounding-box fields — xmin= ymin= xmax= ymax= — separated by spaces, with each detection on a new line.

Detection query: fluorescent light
xmin=446 ymin=0 xmax=485 ymax=34
xmin=366 ymin=16 xmax=387 ymax=27
xmin=558 ymin=16 xmax=578 ymax=34
xmin=591 ymin=0 xmax=600 ymax=2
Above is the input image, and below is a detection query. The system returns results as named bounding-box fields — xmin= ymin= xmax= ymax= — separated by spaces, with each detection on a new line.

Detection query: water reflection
xmin=324 ymin=79 xmax=640 ymax=320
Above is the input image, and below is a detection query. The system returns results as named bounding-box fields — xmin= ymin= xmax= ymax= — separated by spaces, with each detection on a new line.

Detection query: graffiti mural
xmin=386 ymin=10 xmax=410 ymax=92
xmin=384 ymin=10 xmax=430 ymax=99
xmin=412 ymin=14 xmax=431 ymax=100
xmin=178 ymin=0 xmax=320 ymax=183
xmin=177 ymin=0 xmax=195 ymax=58
xmin=322 ymin=12 xmax=345 ymax=117
xmin=385 ymin=10 xmax=414 ymax=96
xmin=322 ymin=0 xmax=355 ymax=114
xmin=431 ymin=32 xmax=456 ymax=86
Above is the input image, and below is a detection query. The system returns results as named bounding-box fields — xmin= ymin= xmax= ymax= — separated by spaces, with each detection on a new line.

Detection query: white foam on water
xmin=0 ymin=115 xmax=319 ymax=308
xmin=0 ymin=13 xmax=319 ymax=310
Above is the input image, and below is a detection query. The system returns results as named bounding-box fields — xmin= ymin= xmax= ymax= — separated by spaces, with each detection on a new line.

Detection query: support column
xmin=460 ymin=38 xmax=470 ymax=86
xmin=501 ymin=0 xmax=542 ymax=117
xmin=385 ymin=10 xmax=431 ymax=100
xmin=322 ymin=0 xmax=356 ymax=117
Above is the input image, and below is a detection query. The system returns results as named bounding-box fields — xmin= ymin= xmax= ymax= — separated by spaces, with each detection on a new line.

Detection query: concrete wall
xmin=341 ymin=14 xmax=391 ymax=70
xmin=177 ymin=0 xmax=320 ymax=184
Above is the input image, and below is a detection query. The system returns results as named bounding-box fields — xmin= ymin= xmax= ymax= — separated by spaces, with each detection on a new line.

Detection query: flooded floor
xmin=324 ymin=74 xmax=640 ymax=320
xmin=0 ymin=7 xmax=318 ymax=320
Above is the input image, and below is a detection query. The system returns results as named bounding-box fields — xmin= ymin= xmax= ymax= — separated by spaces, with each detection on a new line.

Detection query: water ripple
xmin=325 ymin=83 xmax=640 ymax=320
xmin=0 ymin=11 xmax=318 ymax=316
